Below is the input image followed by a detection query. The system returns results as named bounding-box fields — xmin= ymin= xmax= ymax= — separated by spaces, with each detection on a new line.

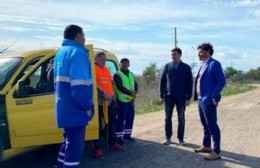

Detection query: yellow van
xmin=0 ymin=44 xmax=119 ymax=160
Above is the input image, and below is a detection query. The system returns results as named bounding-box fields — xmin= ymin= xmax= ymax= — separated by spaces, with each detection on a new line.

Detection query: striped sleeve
xmin=69 ymin=51 xmax=93 ymax=111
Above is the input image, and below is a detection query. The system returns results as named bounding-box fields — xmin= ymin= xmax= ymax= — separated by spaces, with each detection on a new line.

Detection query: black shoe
xmin=124 ymin=137 xmax=135 ymax=142
xmin=117 ymin=138 xmax=124 ymax=145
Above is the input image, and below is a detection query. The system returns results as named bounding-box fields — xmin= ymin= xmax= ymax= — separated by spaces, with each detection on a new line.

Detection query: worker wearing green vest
xmin=114 ymin=58 xmax=138 ymax=145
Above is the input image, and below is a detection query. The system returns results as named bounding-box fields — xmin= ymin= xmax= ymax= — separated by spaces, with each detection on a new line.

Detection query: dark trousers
xmin=92 ymin=101 xmax=117 ymax=149
xmin=116 ymin=101 xmax=135 ymax=144
xmin=164 ymin=96 xmax=186 ymax=141
xmin=57 ymin=126 xmax=86 ymax=168
xmin=198 ymin=100 xmax=221 ymax=154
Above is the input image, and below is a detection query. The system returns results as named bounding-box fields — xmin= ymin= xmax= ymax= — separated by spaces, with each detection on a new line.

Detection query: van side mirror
xmin=16 ymin=80 xmax=28 ymax=97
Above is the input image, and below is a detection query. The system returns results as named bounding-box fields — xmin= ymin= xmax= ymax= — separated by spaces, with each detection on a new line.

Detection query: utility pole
xmin=191 ymin=46 xmax=196 ymax=76
xmin=192 ymin=46 xmax=195 ymax=64
xmin=174 ymin=27 xmax=177 ymax=48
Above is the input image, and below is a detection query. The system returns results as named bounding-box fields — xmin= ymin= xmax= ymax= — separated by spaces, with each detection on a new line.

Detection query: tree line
xmin=142 ymin=63 xmax=260 ymax=83
xmin=134 ymin=63 xmax=260 ymax=111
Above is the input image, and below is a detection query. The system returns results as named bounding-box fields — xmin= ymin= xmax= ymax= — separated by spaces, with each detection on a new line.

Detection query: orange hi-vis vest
xmin=95 ymin=64 xmax=114 ymax=96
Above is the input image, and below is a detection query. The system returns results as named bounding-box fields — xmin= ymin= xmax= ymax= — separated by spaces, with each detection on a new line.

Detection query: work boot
xmin=124 ymin=137 xmax=136 ymax=142
xmin=117 ymin=137 xmax=124 ymax=145
xmin=91 ymin=149 xmax=104 ymax=159
xmin=204 ymin=151 xmax=221 ymax=160
xmin=194 ymin=146 xmax=212 ymax=153
xmin=110 ymin=144 xmax=124 ymax=152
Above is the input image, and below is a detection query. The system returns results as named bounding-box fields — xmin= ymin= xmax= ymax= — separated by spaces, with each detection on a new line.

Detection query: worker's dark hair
xmin=197 ymin=43 xmax=214 ymax=55
xmin=120 ymin=58 xmax=130 ymax=63
xmin=171 ymin=47 xmax=182 ymax=55
xmin=64 ymin=25 xmax=83 ymax=40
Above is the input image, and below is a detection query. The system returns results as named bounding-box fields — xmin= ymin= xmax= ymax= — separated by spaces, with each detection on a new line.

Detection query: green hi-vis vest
xmin=114 ymin=70 xmax=135 ymax=103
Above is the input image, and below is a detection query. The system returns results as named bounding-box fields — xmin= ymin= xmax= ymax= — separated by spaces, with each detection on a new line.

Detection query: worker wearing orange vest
xmin=91 ymin=52 xmax=124 ymax=159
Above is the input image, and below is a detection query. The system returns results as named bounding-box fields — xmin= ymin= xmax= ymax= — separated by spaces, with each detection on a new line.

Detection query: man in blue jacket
xmin=54 ymin=25 xmax=94 ymax=168
xmin=160 ymin=47 xmax=193 ymax=146
xmin=193 ymin=43 xmax=226 ymax=161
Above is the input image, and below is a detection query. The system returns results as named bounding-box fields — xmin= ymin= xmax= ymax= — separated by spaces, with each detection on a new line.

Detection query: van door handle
xmin=0 ymin=123 xmax=6 ymax=126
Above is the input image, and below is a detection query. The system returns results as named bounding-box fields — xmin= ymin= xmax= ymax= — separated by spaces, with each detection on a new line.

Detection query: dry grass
xmin=135 ymin=77 xmax=162 ymax=114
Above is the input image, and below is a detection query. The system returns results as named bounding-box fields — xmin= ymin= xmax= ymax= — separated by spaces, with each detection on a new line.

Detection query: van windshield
xmin=0 ymin=57 xmax=23 ymax=89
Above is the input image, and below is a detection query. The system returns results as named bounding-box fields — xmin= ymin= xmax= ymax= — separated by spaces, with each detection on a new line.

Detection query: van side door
xmin=5 ymin=54 xmax=62 ymax=148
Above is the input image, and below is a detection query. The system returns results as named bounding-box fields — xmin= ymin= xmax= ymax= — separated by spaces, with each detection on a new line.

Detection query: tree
xmin=245 ymin=67 xmax=260 ymax=80
xmin=225 ymin=67 xmax=238 ymax=79
xmin=142 ymin=63 xmax=161 ymax=83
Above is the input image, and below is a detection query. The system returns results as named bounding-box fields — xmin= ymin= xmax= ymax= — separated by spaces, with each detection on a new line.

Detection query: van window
xmin=0 ymin=57 xmax=23 ymax=89
xmin=12 ymin=57 xmax=42 ymax=88
xmin=24 ymin=58 xmax=54 ymax=96
xmin=106 ymin=60 xmax=118 ymax=76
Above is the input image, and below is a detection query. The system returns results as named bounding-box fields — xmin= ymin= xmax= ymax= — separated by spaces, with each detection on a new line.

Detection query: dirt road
xmin=84 ymin=87 xmax=260 ymax=168
xmin=2 ymin=88 xmax=260 ymax=168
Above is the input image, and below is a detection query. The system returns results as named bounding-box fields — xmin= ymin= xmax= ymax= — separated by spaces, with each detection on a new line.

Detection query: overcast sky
xmin=0 ymin=0 xmax=260 ymax=74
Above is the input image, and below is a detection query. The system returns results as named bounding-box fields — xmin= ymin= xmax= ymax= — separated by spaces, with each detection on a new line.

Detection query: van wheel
xmin=0 ymin=138 xmax=3 ymax=161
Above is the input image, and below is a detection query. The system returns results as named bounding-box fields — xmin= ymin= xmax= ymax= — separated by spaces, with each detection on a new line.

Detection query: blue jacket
xmin=194 ymin=57 xmax=226 ymax=105
xmin=160 ymin=61 xmax=193 ymax=100
xmin=54 ymin=39 xmax=94 ymax=128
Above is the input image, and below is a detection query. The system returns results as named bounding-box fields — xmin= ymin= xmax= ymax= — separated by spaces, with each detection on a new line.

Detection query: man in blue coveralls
xmin=54 ymin=25 xmax=94 ymax=168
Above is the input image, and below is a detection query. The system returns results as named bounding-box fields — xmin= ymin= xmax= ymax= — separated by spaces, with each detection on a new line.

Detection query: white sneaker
xmin=163 ymin=138 xmax=171 ymax=145
xmin=179 ymin=140 xmax=186 ymax=146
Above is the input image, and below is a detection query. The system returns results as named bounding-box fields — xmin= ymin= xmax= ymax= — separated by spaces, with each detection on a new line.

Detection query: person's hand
xmin=130 ymin=91 xmax=136 ymax=98
xmin=212 ymin=99 xmax=218 ymax=106
xmin=108 ymin=94 xmax=114 ymax=101
xmin=86 ymin=109 xmax=92 ymax=117
xmin=104 ymin=93 xmax=112 ymax=100
xmin=160 ymin=98 xmax=165 ymax=104
xmin=86 ymin=105 xmax=94 ymax=123
xmin=185 ymin=100 xmax=190 ymax=106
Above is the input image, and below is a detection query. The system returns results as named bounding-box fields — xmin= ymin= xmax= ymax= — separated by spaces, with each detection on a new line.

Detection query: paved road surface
xmin=1 ymin=88 xmax=260 ymax=168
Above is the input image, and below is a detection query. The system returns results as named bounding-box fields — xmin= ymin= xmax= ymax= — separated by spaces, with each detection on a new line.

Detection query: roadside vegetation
xmin=135 ymin=64 xmax=260 ymax=115
xmin=222 ymin=84 xmax=257 ymax=97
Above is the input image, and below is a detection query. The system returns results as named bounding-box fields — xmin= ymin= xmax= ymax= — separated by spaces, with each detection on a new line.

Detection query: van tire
xmin=0 ymin=138 xmax=3 ymax=161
